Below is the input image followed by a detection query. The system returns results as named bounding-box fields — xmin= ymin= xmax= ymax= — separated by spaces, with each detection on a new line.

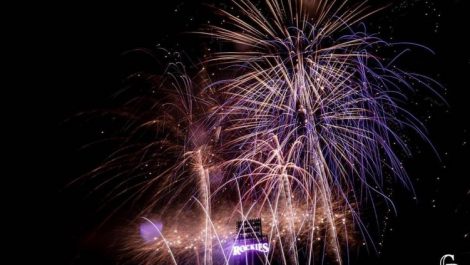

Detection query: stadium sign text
xmin=232 ymin=242 xmax=269 ymax=256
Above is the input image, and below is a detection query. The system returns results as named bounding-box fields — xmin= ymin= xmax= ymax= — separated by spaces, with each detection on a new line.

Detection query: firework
xmin=82 ymin=0 xmax=440 ymax=264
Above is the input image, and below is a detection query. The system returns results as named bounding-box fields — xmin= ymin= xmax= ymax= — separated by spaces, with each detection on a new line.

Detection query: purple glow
xmin=139 ymin=219 xmax=163 ymax=243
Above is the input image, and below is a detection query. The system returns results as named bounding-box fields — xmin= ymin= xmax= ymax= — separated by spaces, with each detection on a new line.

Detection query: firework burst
xmin=81 ymin=0 xmax=440 ymax=264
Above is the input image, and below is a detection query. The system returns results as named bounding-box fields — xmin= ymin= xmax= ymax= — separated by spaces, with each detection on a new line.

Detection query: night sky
xmin=38 ymin=1 xmax=469 ymax=264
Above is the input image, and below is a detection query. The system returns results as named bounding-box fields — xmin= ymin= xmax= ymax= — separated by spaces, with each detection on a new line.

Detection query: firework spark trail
xmin=82 ymin=0 xmax=440 ymax=264
xmin=193 ymin=149 xmax=213 ymax=265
